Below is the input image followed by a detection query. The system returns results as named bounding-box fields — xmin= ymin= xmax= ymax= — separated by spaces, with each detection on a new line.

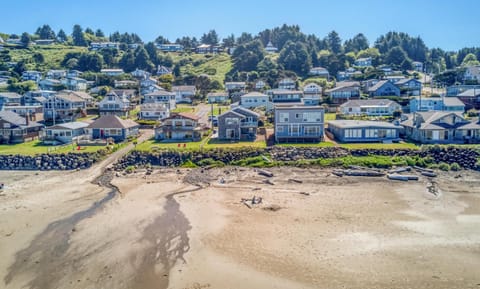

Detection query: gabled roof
xmin=443 ymin=97 xmax=465 ymax=107
xmin=0 ymin=111 xmax=42 ymax=128
xmin=401 ymin=111 xmax=467 ymax=129
xmin=368 ymin=80 xmax=398 ymax=92
xmin=87 ymin=115 xmax=139 ymax=129
xmin=232 ymin=106 xmax=260 ymax=117
xmin=64 ymin=91 xmax=93 ymax=100
xmin=0 ymin=92 xmax=22 ymax=99
xmin=458 ymin=89 xmax=480 ymax=97
xmin=55 ymin=93 xmax=85 ymax=103
xmin=395 ymin=78 xmax=421 ymax=85
xmin=218 ymin=110 xmax=246 ymax=119
xmin=165 ymin=112 xmax=199 ymax=121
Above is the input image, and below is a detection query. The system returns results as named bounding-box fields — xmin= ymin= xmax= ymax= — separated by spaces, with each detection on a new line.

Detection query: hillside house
xmin=43 ymin=121 xmax=89 ymax=144
xmin=368 ymin=80 xmax=401 ymax=97
xmin=172 ymin=85 xmax=196 ymax=104
xmin=0 ymin=111 xmax=43 ymax=144
xmin=98 ymin=92 xmax=132 ymax=117
xmin=240 ymin=92 xmax=269 ymax=109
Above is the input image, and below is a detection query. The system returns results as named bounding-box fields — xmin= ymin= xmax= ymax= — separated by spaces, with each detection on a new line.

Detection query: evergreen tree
xmin=95 ymin=29 xmax=105 ymax=37
xmin=20 ymin=32 xmax=31 ymax=47
xmin=278 ymin=41 xmax=312 ymax=75
xmin=231 ymin=39 xmax=265 ymax=71
xmin=57 ymin=29 xmax=67 ymax=42
xmin=72 ymin=24 xmax=87 ymax=46
xmin=326 ymin=31 xmax=343 ymax=54
xmin=222 ymin=34 xmax=235 ymax=47
xmin=344 ymin=33 xmax=369 ymax=53
xmin=201 ymin=30 xmax=219 ymax=45
xmin=134 ymin=46 xmax=155 ymax=72
xmin=35 ymin=24 xmax=56 ymax=39
xmin=85 ymin=28 xmax=95 ymax=35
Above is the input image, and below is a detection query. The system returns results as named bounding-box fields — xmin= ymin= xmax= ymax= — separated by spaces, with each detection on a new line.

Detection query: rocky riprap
xmin=0 ymin=153 xmax=101 ymax=170
xmin=113 ymin=146 xmax=480 ymax=171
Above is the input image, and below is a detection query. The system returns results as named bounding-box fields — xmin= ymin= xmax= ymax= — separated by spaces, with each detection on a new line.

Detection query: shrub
xmin=438 ymin=162 xmax=451 ymax=171
xmin=196 ymin=158 xmax=225 ymax=167
xmin=181 ymin=160 xmax=198 ymax=168
xmin=450 ymin=162 xmax=461 ymax=171
xmin=125 ymin=165 xmax=135 ymax=173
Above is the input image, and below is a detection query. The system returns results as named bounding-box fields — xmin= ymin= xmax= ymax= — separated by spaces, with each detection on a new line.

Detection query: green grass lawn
xmin=176 ymin=53 xmax=232 ymax=84
xmin=324 ymin=113 xmax=337 ymax=122
xmin=135 ymin=136 xmax=266 ymax=151
xmin=206 ymin=104 xmax=230 ymax=116
xmin=0 ymin=140 xmax=109 ymax=155
xmin=339 ymin=142 xmax=420 ymax=150
xmin=171 ymin=104 xmax=198 ymax=114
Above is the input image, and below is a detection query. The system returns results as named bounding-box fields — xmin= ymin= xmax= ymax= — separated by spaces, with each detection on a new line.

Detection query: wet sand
xmin=1 ymin=167 xmax=480 ymax=289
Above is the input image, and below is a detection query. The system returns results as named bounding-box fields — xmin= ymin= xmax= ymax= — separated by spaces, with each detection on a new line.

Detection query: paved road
xmin=195 ymin=103 xmax=213 ymax=126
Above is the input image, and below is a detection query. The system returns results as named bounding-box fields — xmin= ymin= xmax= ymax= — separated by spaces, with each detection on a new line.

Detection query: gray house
xmin=368 ymin=80 xmax=400 ymax=97
xmin=274 ymin=105 xmax=324 ymax=143
xmin=401 ymin=111 xmax=470 ymax=144
xmin=217 ymin=107 xmax=259 ymax=141
xmin=327 ymin=120 xmax=401 ymax=143
xmin=0 ymin=111 xmax=43 ymax=144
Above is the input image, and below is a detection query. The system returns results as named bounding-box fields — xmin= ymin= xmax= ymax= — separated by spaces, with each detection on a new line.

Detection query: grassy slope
xmin=171 ymin=53 xmax=233 ymax=84
xmin=8 ymin=44 xmax=89 ymax=71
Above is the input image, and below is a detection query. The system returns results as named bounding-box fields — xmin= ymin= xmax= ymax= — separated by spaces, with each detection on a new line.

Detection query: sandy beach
xmin=1 ymin=165 xmax=480 ymax=289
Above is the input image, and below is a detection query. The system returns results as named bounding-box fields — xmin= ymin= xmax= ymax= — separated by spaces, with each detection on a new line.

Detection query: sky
xmin=1 ymin=0 xmax=479 ymax=51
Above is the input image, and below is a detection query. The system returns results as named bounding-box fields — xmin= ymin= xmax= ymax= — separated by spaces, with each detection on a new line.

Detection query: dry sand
xmin=1 ymin=166 xmax=479 ymax=289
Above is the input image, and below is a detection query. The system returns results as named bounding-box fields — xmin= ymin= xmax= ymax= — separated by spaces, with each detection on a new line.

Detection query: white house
xmin=172 ymin=85 xmax=196 ymax=104
xmin=98 ymin=91 xmax=132 ymax=117
xmin=255 ymin=80 xmax=266 ymax=90
xmin=240 ymin=92 xmax=269 ymax=109
xmin=303 ymin=83 xmax=323 ymax=105
xmin=207 ymin=92 xmax=229 ymax=104
xmin=22 ymin=71 xmax=42 ymax=82
xmin=225 ymin=82 xmax=246 ymax=92
xmin=278 ymin=78 xmax=296 ymax=90
xmin=143 ymin=90 xmax=176 ymax=109
xmin=354 ymin=57 xmax=372 ymax=67
xmin=139 ymin=103 xmax=170 ymax=120
xmin=464 ymin=65 xmax=480 ymax=83
xmin=339 ymin=99 xmax=402 ymax=116
xmin=265 ymin=41 xmax=278 ymax=53
xmin=46 ymin=70 xmax=67 ymax=79
xmin=309 ymin=67 xmax=330 ymax=78
xmin=100 ymin=69 xmax=124 ymax=76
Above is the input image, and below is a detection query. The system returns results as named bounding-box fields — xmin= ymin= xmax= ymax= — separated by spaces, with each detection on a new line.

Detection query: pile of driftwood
xmin=387 ymin=166 xmax=419 ymax=181
xmin=413 ymin=166 xmax=437 ymax=177
xmin=241 ymin=196 xmax=263 ymax=209
xmin=332 ymin=166 xmax=385 ymax=177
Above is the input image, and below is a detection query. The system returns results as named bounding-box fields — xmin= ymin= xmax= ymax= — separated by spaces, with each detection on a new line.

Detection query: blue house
xmin=274 ymin=105 xmax=324 ymax=143
xmin=327 ymin=120 xmax=401 ymax=143
xmin=0 ymin=92 xmax=22 ymax=110
xmin=368 ymin=80 xmax=400 ymax=97
xmin=86 ymin=115 xmax=139 ymax=142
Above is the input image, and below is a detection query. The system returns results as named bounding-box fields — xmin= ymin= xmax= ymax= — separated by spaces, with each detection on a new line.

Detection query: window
xmin=303 ymin=112 xmax=322 ymax=122
xmin=295 ymin=113 xmax=301 ymax=119
xmin=279 ymin=112 xmax=289 ymax=123
xmin=277 ymin=126 xmax=284 ymax=133
xmin=226 ymin=117 xmax=239 ymax=125
xmin=305 ymin=126 xmax=320 ymax=135
xmin=345 ymin=129 xmax=362 ymax=138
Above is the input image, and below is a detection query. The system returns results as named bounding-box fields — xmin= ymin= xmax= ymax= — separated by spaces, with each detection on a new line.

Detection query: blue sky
xmin=2 ymin=0 xmax=479 ymax=51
